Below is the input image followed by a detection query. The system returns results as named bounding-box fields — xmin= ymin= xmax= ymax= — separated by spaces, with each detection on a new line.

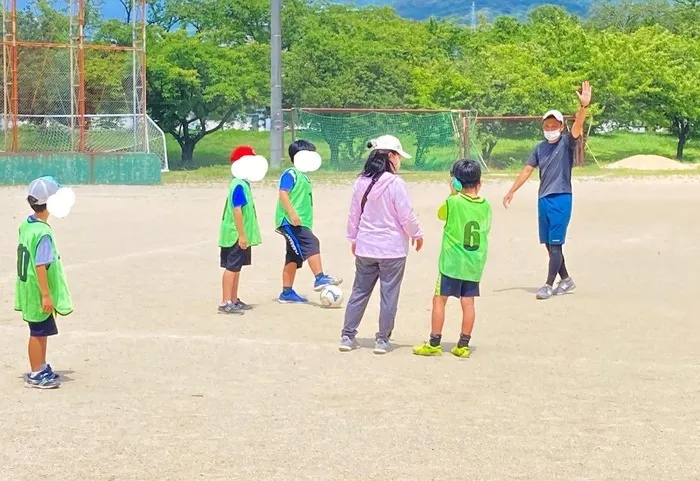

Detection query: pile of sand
xmin=605 ymin=155 xmax=697 ymax=171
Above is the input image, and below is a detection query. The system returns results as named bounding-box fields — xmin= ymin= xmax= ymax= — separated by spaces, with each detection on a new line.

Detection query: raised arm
xmin=572 ymin=81 xmax=591 ymax=140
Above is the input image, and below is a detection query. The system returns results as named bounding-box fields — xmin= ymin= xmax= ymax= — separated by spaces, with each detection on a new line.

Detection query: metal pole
xmin=131 ymin=0 xmax=138 ymax=152
xmin=2 ymin=0 xmax=8 ymax=150
xmin=69 ymin=0 xmax=75 ymax=150
xmin=10 ymin=0 xmax=18 ymax=152
xmin=290 ymin=108 xmax=296 ymax=142
xmin=77 ymin=0 xmax=86 ymax=152
xmin=270 ymin=0 xmax=283 ymax=167
xmin=140 ymin=0 xmax=148 ymax=152
xmin=465 ymin=112 xmax=471 ymax=158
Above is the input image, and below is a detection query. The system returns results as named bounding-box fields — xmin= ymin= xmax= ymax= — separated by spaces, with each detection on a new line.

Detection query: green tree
xmin=284 ymin=6 xmax=437 ymax=164
xmin=147 ymin=29 xmax=268 ymax=166
xmin=588 ymin=0 xmax=674 ymax=32
xmin=592 ymin=27 xmax=700 ymax=159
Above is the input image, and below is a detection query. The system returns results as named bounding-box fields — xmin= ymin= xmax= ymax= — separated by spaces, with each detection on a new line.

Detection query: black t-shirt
xmin=527 ymin=132 xmax=576 ymax=198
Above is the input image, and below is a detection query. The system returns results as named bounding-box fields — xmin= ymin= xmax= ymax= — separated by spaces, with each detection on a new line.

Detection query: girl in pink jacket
xmin=339 ymin=135 xmax=424 ymax=354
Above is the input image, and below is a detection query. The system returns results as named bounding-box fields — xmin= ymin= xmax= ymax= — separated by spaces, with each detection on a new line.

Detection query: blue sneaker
xmin=313 ymin=275 xmax=343 ymax=292
xmin=25 ymin=365 xmax=60 ymax=382
xmin=42 ymin=364 xmax=60 ymax=381
xmin=278 ymin=289 xmax=308 ymax=304
xmin=25 ymin=370 xmax=60 ymax=389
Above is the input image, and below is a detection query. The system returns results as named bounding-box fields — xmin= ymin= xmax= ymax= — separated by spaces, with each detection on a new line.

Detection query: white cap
xmin=542 ymin=110 xmax=564 ymax=123
xmin=369 ymin=135 xmax=411 ymax=159
xmin=27 ymin=176 xmax=60 ymax=204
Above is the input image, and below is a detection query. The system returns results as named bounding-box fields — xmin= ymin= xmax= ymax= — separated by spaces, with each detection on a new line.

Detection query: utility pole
xmin=270 ymin=0 xmax=283 ymax=167
xmin=471 ymin=1 xmax=476 ymax=30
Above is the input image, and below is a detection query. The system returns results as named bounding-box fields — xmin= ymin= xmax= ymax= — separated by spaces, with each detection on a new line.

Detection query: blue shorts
xmin=276 ymin=225 xmax=321 ymax=268
xmin=27 ymin=314 xmax=58 ymax=337
xmin=538 ymin=193 xmax=572 ymax=245
xmin=435 ymin=273 xmax=480 ymax=298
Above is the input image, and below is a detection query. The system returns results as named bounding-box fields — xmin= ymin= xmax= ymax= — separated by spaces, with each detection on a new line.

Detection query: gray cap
xmin=27 ymin=176 xmax=61 ymax=205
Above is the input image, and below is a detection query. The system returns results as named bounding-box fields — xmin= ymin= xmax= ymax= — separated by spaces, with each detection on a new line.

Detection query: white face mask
xmin=544 ymin=130 xmax=561 ymax=142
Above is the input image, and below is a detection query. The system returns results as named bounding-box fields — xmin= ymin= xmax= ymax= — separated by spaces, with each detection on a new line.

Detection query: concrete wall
xmin=0 ymin=153 xmax=161 ymax=185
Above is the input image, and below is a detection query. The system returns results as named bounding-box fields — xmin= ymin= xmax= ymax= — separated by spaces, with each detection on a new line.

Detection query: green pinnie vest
xmin=15 ymin=218 xmax=73 ymax=322
xmin=219 ymin=177 xmax=261 ymax=248
xmin=275 ymin=166 xmax=313 ymax=229
xmin=438 ymin=194 xmax=492 ymax=282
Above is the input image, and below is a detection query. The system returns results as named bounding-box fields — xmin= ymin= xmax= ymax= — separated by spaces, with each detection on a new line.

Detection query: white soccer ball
xmin=320 ymin=285 xmax=343 ymax=308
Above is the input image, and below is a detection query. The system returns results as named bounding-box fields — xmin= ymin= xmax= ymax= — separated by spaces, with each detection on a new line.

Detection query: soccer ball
xmin=320 ymin=285 xmax=344 ymax=308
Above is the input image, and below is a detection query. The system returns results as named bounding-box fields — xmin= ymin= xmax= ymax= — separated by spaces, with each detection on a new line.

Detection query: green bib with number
xmin=275 ymin=167 xmax=313 ymax=229
xmin=219 ymin=178 xmax=261 ymax=248
xmin=15 ymin=218 xmax=73 ymax=322
xmin=438 ymin=194 xmax=492 ymax=282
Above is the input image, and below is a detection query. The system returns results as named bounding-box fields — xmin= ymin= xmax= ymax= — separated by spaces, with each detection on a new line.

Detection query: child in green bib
xmin=275 ymin=140 xmax=341 ymax=303
xmin=15 ymin=177 xmax=73 ymax=389
xmin=218 ymin=146 xmax=262 ymax=314
xmin=414 ymin=159 xmax=492 ymax=359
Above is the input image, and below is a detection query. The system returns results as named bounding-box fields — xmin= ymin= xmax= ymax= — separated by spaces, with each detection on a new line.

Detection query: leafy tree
xmin=147 ymin=0 xmax=182 ymax=30
xmin=591 ymin=26 xmax=700 ymax=159
xmin=587 ymin=0 xmax=674 ymax=32
xmin=284 ymin=6 xmax=430 ymax=164
xmin=117 ymin=0 xmax=133 ymax=23
xmin=147 ymin=29 xmax=268 ymax=166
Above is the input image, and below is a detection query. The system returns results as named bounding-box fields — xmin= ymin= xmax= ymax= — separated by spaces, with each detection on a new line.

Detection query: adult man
xmin=503 ymin=82 xmax=592 ymax=300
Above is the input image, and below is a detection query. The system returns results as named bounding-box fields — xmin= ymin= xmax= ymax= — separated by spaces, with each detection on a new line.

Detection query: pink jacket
xmin=347 ymin=172 xmax=423 ymax=259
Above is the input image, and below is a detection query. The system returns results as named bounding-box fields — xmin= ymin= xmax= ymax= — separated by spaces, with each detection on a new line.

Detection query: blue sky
xmin=15 ymin=1 xmax=124 ymax=20
xmin=101 ymin=2 xmax=123 ymax=19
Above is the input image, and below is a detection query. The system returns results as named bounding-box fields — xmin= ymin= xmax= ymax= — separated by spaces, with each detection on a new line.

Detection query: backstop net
xmin=288 ymin=110 xmax=582 ymax=171
xmin=290 ymin=109 xmax=478 ymax=171
xmin=1 ymin=0 xmax=168 ymax=171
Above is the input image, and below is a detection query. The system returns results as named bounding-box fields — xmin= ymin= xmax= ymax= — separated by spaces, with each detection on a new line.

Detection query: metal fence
xmin=1 ymin=0 xmax=168 ymax=171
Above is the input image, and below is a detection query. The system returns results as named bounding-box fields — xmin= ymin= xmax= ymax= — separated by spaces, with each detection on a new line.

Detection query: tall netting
xmin=291 ymin=110 xmax=476 ymax=171
xmin=469 ymin=117 xmax=580 ymax=169
xmin=1 ymin=0 xmax=169 ymax=171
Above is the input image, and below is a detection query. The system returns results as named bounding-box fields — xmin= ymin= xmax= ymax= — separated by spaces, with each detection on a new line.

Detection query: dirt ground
xmin=1 ymin=178 xmax=699 ymax=481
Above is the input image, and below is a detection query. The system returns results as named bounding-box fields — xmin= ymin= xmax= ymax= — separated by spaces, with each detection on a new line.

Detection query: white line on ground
xmin=0 ymin=325 xmax=327 ymax=349
xmin=0 ymin=240 xmax=210 ymax=286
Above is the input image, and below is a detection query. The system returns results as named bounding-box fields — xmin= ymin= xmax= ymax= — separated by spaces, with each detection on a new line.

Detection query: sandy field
xmin=1 ymin=177 xmax=699 ymax=481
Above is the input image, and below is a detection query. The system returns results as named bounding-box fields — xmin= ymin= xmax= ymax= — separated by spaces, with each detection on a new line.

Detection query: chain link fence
xmin=1 ymin=0 xmax=168 ymax=171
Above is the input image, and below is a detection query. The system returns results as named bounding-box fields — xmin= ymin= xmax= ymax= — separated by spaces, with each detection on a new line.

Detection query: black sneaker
xmin=217 ymin=302 xmax=244 ymax=315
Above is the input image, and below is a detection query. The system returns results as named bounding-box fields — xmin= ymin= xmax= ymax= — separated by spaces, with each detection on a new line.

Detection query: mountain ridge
xmin=337 ymin=0 xmax=595 ymax=20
